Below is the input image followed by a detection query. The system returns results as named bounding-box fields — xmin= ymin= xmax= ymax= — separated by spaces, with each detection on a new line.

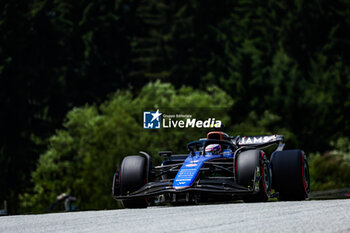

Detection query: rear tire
xmin=270 ymin=150 xmax=310 ymax=201
xmin=236 ymin=150 xmax=270 ymax=202
xmin=120 ymin=155 xmax=148 ymax=208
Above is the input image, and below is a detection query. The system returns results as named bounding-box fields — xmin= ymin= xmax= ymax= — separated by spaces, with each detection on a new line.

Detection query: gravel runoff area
xmin=1 ymin=199 xmax=350 ymax=233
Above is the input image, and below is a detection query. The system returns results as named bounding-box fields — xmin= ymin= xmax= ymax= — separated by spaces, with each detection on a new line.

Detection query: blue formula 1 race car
xmin=112 ymin=132 xmax=310 ymax=208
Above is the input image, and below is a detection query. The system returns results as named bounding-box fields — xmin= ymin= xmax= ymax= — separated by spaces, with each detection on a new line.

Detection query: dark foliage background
xmin=1 ymin=0 xmax=350 ymax=213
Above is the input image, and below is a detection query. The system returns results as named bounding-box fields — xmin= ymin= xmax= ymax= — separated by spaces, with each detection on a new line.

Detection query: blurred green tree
xmin=309 ymin=138 xmax=350 ymax=191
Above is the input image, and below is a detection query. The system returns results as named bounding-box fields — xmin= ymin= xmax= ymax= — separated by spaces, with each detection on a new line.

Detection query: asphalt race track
xmin=1 ymin=199 xmax=350 ymax=233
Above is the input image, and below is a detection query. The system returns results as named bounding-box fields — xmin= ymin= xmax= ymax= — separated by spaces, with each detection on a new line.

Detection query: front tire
xmin=120 ymin=155 xmax=148 ymax=208
xmin=270 ymin=150 xmax=310 ymax=201
xmin=236 ymin=150 xmax=270 ymax=202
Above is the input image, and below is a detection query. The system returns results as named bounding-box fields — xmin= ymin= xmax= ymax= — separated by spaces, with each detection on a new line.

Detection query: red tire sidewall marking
xmin=261 ymin=152 xmax=267 ymax=195
xmin=118 ymin=170 xmax=121 ymax=185
xmin=235 ymin=158 xmax=238 ymax=175
xmin=301 ymin=153 xmax=307 ymax=194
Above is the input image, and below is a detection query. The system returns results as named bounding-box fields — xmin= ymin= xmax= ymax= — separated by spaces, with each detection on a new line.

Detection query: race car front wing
xmin=113 ymin=177 xmax=256 ymax=200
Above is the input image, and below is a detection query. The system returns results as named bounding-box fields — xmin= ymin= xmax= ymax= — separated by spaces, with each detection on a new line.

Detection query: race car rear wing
xmin=236 ymin=135 xmax=285 ymax=151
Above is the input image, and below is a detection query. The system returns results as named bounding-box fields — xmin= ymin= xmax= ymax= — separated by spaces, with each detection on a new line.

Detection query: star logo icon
xmin=150 ymin=109 xmax=162 ymax=122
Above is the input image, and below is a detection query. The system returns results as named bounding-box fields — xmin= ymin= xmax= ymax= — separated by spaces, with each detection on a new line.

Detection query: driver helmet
xmin=205 ymin=144 xmax=222 ymax=155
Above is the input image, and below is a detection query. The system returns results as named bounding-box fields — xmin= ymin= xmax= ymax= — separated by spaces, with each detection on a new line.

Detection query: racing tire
xmin=270 ymin=150 xmax=310 ymax=201
xmin=236 ymin=150 xmax=270 ymax=202
xmin=120 ymin=155 xmax=148 ymax=208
